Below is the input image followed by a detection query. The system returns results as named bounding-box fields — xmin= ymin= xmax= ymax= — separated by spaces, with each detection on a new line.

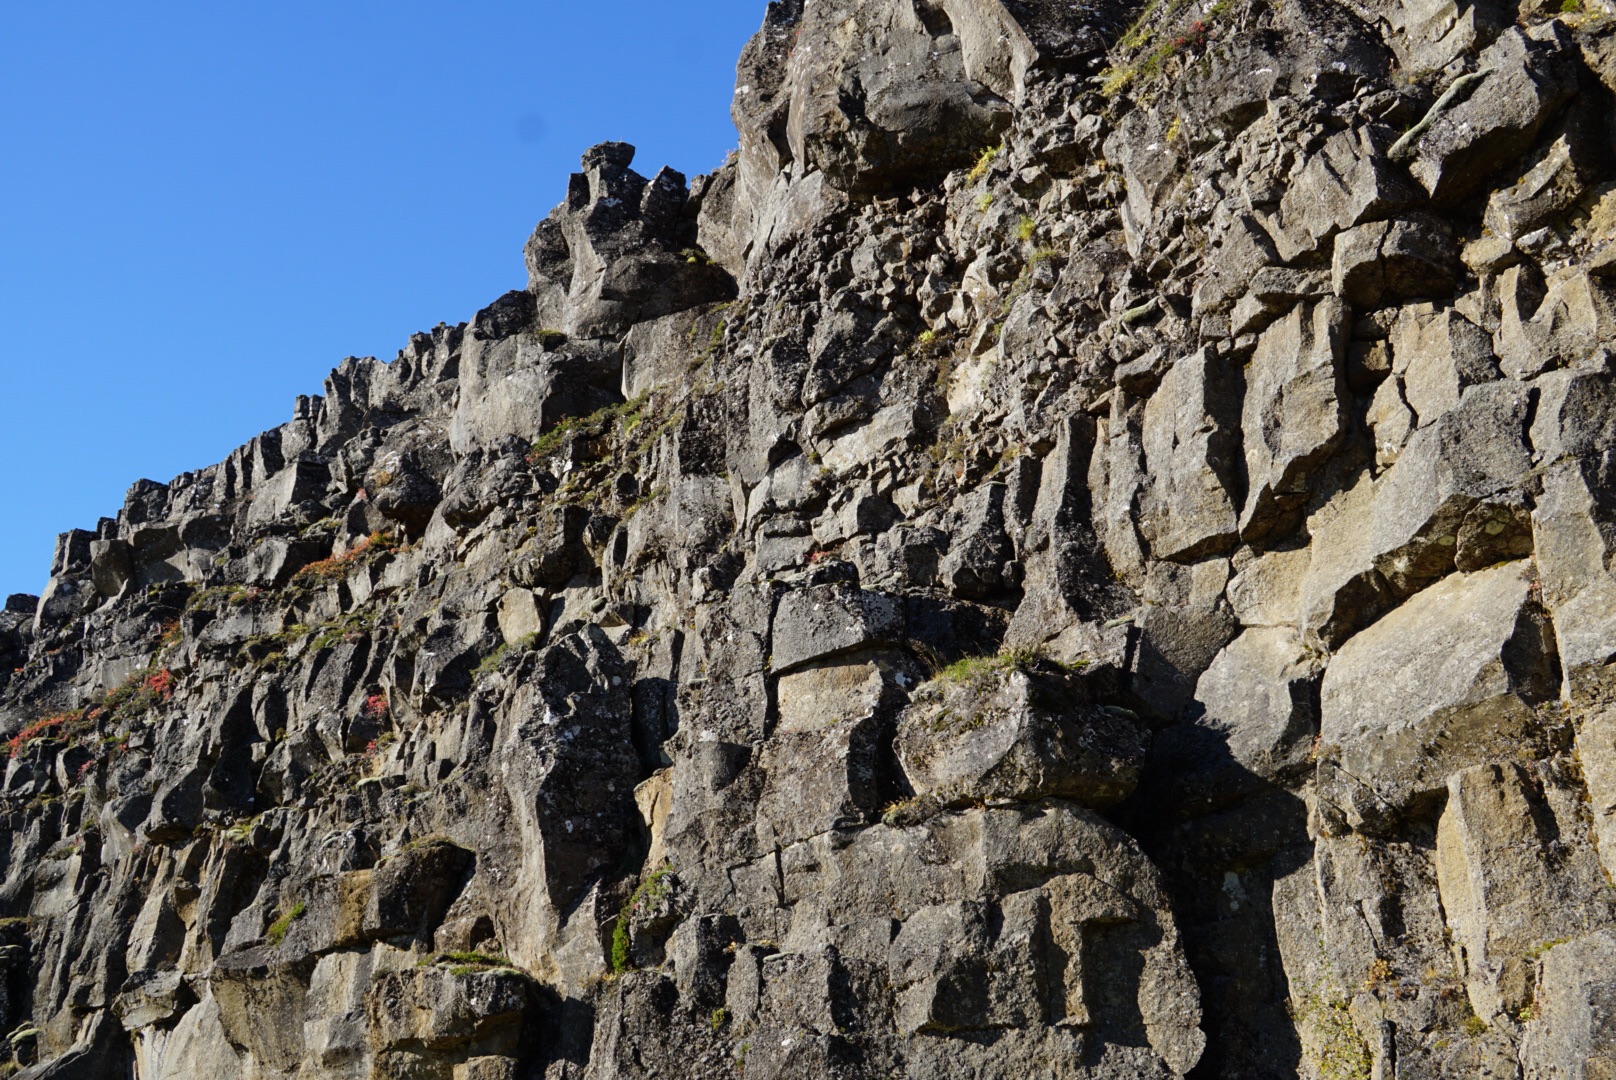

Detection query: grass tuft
xmin=266 ymin=900 xmax=306 ymax=946
xmin=966 ymin=143 xmax=1001 ymax=183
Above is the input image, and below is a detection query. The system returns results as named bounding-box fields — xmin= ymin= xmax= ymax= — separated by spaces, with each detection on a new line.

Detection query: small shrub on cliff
xmin=266 ymin=900 xmax=306 ymax=946
xmin=931 ymin=646 xmax=1068 ymax=686
xmin=525 ymin=393 xmax=650 ymax=464
xmin=1293 ymin=991 xmax=1372 ymax=1080
xmin=4 ymin=713 xmax=76 ymax=759
xmin=966 ymin=143 xmax=1000 ymax=183
xmin=293 ymin=532 xmax=399 ymax=586
xmin=425 ymin=951 xmax=521 ymax=977
xmin=611 ymin=867 xmax=673 ymax=973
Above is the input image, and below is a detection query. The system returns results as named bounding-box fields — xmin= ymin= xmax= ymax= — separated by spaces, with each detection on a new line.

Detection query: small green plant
xmin=474 ymin=643 xmax=512 ymax=679
xmin=611 ymin=867 xmax=673 ymax=973
xmin=438 ymin=950 xmax=510 ymax=967
xmin=1526 ymin=937 xmax=1571 ymax=960
xmin=473 ymin=632 xmax=541 ymax=679
xmin=975 ymin=192 xmax=995 ymax=212
xmin=186 ymin=584 xmax=260 ymax=612
xmin=932 ymin=645 xmax=1063 ymax=685
xmin=1461 ymin=1013 xmax=1489 ymax=1037
xmin=266 ymin=900 xmax=306 ymax=946
xmin=710 ymin=1007 xmax=728 ymax=1032
xmin=966 ymin=143 xmax=1000 ymax=183
xmin=1294 ymin=992 xmax=1373 ymax=1080
xmin=1015 ymin=215 xmax=1037 ymax=242
xmin=424 ymin=950 xmax=519 ymax=977
xmin=526 ymin=393 xmax=650 ymax=463
xmin=880 ymin=795 xmax=941 ymax=828
xmin=1098 ymin=0 xmax=1222 ymax=97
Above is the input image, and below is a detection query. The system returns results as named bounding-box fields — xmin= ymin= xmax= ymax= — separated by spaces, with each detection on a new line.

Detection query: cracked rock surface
xmin=4 ymin=0 xmax=1616 ymax=1076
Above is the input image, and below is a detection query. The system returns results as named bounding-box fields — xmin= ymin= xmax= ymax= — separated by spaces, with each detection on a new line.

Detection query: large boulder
xmin=1139 ymin=348 xmax=1243 ymax=562
xmin=1318 ymin=561 xmax=1560 ymax=826
xmin=1398 ymin=27 xmax=1580 ymax=206
xmin=733 ymin=0 xmax=1031 ymax=200
xmin=1239 ymin=300 xmax=1348 ymax=542
xmin=894 ymin=659 xmax=1147 ymax=808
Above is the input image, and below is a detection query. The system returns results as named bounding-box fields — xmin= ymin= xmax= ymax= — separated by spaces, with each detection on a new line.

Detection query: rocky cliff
xmin=3 ymin=0 xmax=1616 ymax=1077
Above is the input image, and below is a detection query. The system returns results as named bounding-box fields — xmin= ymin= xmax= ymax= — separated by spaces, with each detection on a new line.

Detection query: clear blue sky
xmin=0 ymin=1 xmax=764 ymax=598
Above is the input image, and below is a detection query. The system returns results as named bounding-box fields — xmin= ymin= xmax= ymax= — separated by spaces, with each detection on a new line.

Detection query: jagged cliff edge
xmin=2 ymin=0 xmax=1616 ymax=1077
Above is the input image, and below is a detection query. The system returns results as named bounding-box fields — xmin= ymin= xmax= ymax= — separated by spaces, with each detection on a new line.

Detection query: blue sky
xmin=0 ymin=1 xmax=764 ymax=598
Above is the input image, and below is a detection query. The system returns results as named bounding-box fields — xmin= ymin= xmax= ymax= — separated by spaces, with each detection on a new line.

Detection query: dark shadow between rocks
xmin=1108 ymin=719 xmax=1313 ymax=1080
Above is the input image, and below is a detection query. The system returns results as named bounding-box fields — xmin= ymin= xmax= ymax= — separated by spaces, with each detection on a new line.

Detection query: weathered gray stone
xmin=524 ymin=145 xmax=736 ymax=339
xmin=1436 ymin=762 xmax=1614 ymax=1020
xmin=1484 ymin=136 xmax=1593 ymax=242
xmin=1273 ymin=129 xmax=1417 ymax=262
xmin=1226 ymin=546 xmax=1309 ymax=628
xmin=770 ymin=584 xmax=903 ymax=674
xmin=1194 ymin=628 xmax=1322 ymax=784
xmin=1532 ymin=455 xmax=1616 ymax=696
xmin=1497 ymin=268 xmax=1616 ymax=380
xmin=12 ymin=4 xmax=1616 ymax=1077
xmin=1389 ymin=304 xmax=1499 ymax=425
xmin=1366 ymin=374 xmax=1415 ymax=467
xmin=1332 ymin=215 xmax=1460 ymax=308
xmin=1240 ymin=299 xmax=1348 ymax=541
xmin=1401 ymin=28 xmax=1580 ymax=205
xmin=1319 ymin=561 xmax=1559 ymax=821
xmin=1521 ymin=930 xmax=1616 ymax=1080
xmin=748 ymin=0 xmax=1014 ymax=198
xmin=894 ymin=661 xmax=1147 ymax=808
xmin=1139 ymin=349 xmax=1243 ymax=562
xmin=1367 ymin=380 xmax=1534 ymax=592
xmin=940 ymin=482 xmax=1016 ymax=600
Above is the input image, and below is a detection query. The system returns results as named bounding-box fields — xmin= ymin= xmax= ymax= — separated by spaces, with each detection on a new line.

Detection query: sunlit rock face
xmin=4 ymin=1 xmax=1616 ymax=1077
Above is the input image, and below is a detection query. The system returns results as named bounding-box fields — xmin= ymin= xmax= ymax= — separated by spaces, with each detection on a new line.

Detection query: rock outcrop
xmin=4 ymin=0 xmax=1616 ymax=1077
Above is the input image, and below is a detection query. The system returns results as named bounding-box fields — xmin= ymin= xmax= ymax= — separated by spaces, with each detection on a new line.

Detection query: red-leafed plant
xmin=5 ymin=712 xmax=75 ymax=758
xmin=145 ymin=669 xmax=175 ymax=703
xmin=293 ymin=531 xmax=399 ymax=585
xmin=363 ymin=694 xmax=390 ymax=720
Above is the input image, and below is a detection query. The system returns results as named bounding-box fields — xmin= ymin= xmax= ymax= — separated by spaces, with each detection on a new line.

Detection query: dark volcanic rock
xmin=5 ymin=0 xmax=1616 ymax=1077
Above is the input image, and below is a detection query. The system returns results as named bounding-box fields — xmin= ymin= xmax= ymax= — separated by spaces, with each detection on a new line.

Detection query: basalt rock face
xmin=4 ymin=2 xmax=1616 ymax=1079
